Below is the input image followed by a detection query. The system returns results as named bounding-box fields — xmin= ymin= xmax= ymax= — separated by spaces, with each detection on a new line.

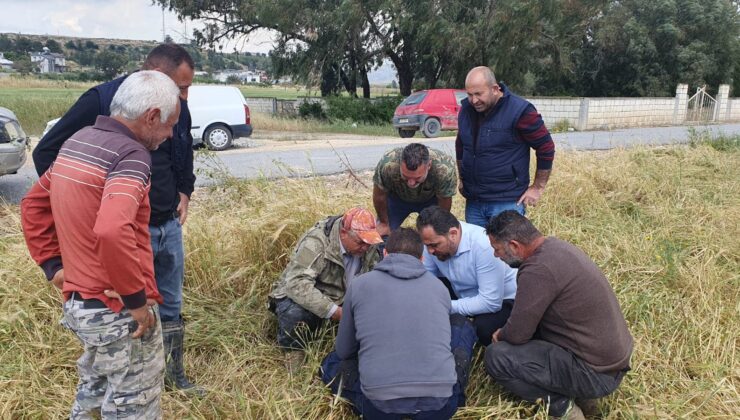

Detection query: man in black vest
xmin=456 ymin=66 xmax=555 ymax=227
xmin=33 ymin=44 xmax=203 ymax=396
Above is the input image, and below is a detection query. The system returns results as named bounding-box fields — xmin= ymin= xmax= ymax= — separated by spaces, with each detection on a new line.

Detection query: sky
xmin=3 ymin=0 xmax=397 ymax=83
xmin=2 ymin=0 xmax=276 ymax=53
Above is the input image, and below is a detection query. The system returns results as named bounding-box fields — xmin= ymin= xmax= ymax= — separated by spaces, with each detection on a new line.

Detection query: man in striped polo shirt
xmin=21 ymin=71 xmax=181 ymax=419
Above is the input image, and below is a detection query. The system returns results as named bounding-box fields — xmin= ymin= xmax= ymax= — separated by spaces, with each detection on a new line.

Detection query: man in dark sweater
xmin=32 ymin=44 xmax=201 ymax=395
xmin=320 ymin=228 xmax=477 ymax=419
xmin=484 ymin=211 xmax=633 ymax=419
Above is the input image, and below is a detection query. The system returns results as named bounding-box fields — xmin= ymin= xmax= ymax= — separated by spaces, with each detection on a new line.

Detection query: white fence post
xmin=716 ymin=84 xmax=730 ymax=121
xmin=673 ymin=84 xmax=689 ymax=124
xmin=576 ymin=98 xmax=590 ymax=131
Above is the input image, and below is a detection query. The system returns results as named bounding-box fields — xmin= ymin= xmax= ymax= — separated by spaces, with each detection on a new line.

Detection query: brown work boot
xmin=575 ymin=398 xmax=600 ymax=418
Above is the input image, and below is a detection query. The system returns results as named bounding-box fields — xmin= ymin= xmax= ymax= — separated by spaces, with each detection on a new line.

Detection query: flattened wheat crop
xmin=1 ymin=140 xmax=738 ymax=418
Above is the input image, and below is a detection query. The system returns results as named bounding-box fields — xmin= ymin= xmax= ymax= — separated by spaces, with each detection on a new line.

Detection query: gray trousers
xmin=62 ymin=299 xmax=165 ymax=420
xmin=485 ymin=340 xmax=627 ymax=416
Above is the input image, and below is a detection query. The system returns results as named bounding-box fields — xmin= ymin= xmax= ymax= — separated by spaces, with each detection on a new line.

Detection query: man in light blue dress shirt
xmin=417 ymin=206 xmax=517 ymax=345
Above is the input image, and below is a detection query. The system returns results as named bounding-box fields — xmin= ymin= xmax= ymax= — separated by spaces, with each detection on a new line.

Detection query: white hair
xmin=110 ymin=70 xmax=180 ymax=123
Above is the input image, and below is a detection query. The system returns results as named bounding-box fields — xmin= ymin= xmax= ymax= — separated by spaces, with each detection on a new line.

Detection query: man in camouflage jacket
xmin=269 ymin=207 xmax=383 ymax=350
xmin=373 ymin=143 xmax=457 ymax=238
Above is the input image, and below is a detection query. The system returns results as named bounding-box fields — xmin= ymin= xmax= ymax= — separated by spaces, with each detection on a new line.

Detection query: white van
xmin=42 ymin=84 xmax=253 ymax=152
xmin=188 ymin=85 xmax=253 ymax=150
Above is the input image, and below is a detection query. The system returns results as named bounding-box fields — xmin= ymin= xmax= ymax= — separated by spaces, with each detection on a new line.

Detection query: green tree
xmin=95 ymin=50 xmax=127 ymax=79
xmin=45 ymin=39 xmax=63 ymax=53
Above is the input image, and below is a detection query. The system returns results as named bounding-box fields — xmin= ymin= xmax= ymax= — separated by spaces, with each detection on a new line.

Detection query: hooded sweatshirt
xmin=335 ymin=253 xmax=457 ymax=402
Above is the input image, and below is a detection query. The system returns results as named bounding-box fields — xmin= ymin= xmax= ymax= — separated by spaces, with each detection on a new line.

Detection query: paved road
xmin=2 ymin=123 xmax=739 ymax=204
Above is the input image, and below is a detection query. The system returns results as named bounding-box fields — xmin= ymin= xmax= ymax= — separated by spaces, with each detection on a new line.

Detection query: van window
xmin=401 ymin=92 xmax=427 ymax=106
xmin=2 ymin=121 xmax=24 ymax=142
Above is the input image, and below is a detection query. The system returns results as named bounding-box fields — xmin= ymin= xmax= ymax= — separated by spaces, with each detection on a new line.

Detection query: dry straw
xmin=1 ymin=139 xmax=738 ymax=418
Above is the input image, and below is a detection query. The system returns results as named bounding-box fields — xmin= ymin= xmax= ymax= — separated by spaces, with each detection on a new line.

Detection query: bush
xmin=324 ymin=95 xmax=403 ymax=125
xmin=298 ymin=101 xmax=327 ymax=120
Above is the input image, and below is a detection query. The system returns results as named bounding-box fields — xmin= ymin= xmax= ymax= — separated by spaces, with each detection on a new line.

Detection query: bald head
xmin=465 ymin=66 xmax=502 ymax=113
xmin=465 ymin=66 xmax=497 ymax=87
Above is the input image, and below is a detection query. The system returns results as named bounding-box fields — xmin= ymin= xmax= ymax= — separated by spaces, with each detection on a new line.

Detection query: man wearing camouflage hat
xmin=268 ymin=207 xmax=383 ymax=355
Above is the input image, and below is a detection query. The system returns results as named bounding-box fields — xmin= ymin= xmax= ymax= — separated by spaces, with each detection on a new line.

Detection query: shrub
xmin=298 ymin=101 xmax=327 ymax=120
xmin=324 ymin=95 xmax=403 ymax=125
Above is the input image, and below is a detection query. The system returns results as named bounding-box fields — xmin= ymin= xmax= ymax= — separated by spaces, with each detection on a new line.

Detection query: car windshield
xmin=2 ymin=121 xmax=26 ymax=142
xmin=454 ymin=92 xmax=467 ymax=105
xmin=400 ymin=92 xmax=427 ymax=106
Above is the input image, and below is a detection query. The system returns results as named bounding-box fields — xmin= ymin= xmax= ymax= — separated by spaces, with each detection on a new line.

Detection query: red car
xmin=392 ymin=89 xmax=467 ymax=138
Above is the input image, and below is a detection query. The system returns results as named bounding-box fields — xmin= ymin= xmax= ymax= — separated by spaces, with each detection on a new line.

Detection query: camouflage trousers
xmin=61 ymin=298 xmax=165 ymax=420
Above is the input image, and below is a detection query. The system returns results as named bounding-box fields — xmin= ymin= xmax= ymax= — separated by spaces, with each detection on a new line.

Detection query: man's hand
xmin=50 ymin=268 xmax=64 ymax=290
xmin=517 ymin=185 xmax=544 ymax=207
xmin=376 ymin=221 xmax=390 ymax=237
xmin=129 ymin=305 xmax=155 ymax=339
xmin=177 ymin=192 xmax=190 ymax=225
xmin=458 ymin=179 xmax=464 ymax=196
xmin=491 ymin=328 xmax=502 ymax=344
xmin=104 ymin=290 xmax=157 ymax=338
xmin=330 ymin=306 xmax=343 ymax=321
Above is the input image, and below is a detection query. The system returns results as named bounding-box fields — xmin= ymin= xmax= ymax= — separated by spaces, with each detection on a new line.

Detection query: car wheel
xmin=422 ymin=118 xmax=441 ymax=138
xmin=398 ymin=128 xmax=415 ymax=138
xmin=203 ymin=124 xmax=232 ymax=151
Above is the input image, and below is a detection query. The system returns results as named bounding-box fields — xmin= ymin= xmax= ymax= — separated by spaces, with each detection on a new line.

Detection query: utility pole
xmin=162 ymin=6 xmax=166 ymax=42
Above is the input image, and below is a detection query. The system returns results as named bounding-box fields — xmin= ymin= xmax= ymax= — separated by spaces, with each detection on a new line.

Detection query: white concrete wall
xmin=527 ymin=98 xmax=581 ymax=128
xmin=728 ymin=99 xmax=740 ymax=121
xmin=245 ymin=97 xmax=276 ymax=114
xmin=584 ymin=98 xmax=676 ymax=129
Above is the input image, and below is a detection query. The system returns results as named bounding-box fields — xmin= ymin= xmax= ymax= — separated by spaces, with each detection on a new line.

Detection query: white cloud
xmin=2 ymin=0 xmax=275 ymax=53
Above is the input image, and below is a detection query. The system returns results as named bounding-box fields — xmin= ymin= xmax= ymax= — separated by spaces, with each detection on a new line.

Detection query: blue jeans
xmin=321 ymin=315 xmax=476 ymax=419
xmin=388 ymin=194 xmax=438 ymax=230
xmin=464 ymin=200 xmax=525 ymax=228
xmin=149 ymin=218 xmax=184 ymax=322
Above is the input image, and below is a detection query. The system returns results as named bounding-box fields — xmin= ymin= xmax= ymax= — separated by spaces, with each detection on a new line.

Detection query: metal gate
xmin=686 ymin=86 xmax=717 ymax=122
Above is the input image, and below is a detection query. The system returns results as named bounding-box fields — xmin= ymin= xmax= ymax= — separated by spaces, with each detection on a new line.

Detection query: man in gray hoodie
xmin=320 ymin=228 xmax=477 ymax=419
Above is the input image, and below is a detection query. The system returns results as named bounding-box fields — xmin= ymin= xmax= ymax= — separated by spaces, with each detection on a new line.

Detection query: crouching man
xmin=268 ymin=207 xmax=383 ymax=362
xmin=21 ymin=71 xmax=181 ymax=419
xmin=321 ymin=228 xmax=477 ymax=419
xmin=484 ymin=211 xmax=633 ymax=419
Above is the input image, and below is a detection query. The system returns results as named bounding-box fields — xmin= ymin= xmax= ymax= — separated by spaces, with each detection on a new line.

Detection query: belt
xmin=70 ymin=292 xmax=108 ymax=309
xmin=149 ymin=211 xmax=179 ymax=226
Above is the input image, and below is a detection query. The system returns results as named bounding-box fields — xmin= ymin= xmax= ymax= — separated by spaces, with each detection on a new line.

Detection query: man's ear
xmin=144 ymin=108 xmax=161 ymax=126
xmin=509 ymin=240 xmax=525 ymax=255
xmin=383 ymin=248 xmax=388 ymax=257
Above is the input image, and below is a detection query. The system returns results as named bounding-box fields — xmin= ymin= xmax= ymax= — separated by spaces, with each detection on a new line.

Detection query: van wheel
xmin=203 ymin=124 xmax=232 ymax=151
xmin=422 ymin=118 xmax=441 ymax=138
xmin=398 ymin=129 xmax=415 ymax=138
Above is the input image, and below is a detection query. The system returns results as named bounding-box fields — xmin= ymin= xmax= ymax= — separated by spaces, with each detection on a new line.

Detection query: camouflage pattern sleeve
xmin=282 ymin=236 xmax=336 ymax=317
xmin=433 ymin=150 xmax=458 ymax=198
xmin=372 ymin=148 xmax=401 ymax=191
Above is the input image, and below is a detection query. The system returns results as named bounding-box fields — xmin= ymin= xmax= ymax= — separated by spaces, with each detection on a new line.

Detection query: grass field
xmin=0 ymin=77 xmax=398 ymax=137
xmin=0 ymin=136 xmax=738 ymax=418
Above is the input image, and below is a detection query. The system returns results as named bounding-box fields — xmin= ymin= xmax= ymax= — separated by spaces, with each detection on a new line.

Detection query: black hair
xmin=385 ymin=228 xmax=423 ymax=258
xmin=143 ymin=43 xmax=195 ymax=74
xmin=401 ymin=143 xmax=430 ymax=170
xmin=485 ymin=210 xmax=541 ymax=244
xmin=415 ymin=205 xmax=460 ymax=235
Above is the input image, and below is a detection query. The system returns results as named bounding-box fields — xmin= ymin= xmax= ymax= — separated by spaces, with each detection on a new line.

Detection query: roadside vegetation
xmin=0 ymin=77 xmax=400 ymax=137
xmin=1 ymin=138 xmax=738 ymax=418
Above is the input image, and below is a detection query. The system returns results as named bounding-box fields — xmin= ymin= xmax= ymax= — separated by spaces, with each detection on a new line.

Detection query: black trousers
xmin=484 ymin=339 xmax=628 ymax=416
xmin=438 ymin=276 xmax=514 ymax=346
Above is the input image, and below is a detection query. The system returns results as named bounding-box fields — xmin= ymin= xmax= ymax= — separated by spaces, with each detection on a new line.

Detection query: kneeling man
xmin=268 ymin=207 xmax=383 ymax=351
xmin=485 ymin=211 xmax=633 ymax=418
xmin=417 ymin=206 xmax=517 ymax=345
xmin=321 ymin=228 xmax=476 ymax=419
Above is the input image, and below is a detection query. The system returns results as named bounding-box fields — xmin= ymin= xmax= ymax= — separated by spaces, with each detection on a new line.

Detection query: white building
xmin=0 ymin=53 xmax=13 ymax=70
xmin=213 ymin=70 xmax=261 ymax=83
xmin=30 ymin=47 xmax=66 ymax=73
